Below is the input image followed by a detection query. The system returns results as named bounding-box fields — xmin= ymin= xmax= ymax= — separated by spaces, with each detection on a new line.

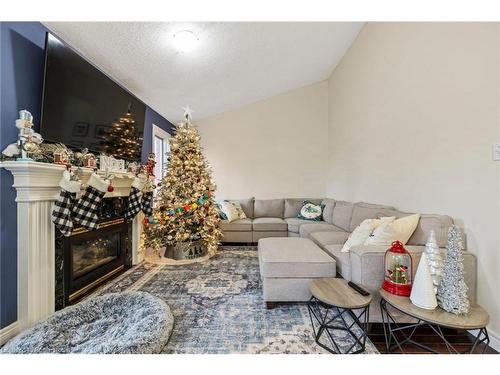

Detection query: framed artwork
xmin=95 ymin=124 xmax=110 ymax=139
xmin=72 ymin=122 xmax=89 ymax=137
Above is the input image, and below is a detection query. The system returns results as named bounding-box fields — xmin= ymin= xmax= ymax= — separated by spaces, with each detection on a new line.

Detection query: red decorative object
xmin=107 ymin=183 xmax=114 ymax=192
xmin=183 ymin=204 xmax=191 ymax=211
xmin=146 ymin=152 xmax=156 ymax=177
xmin=382 ymin=241 xmax=413 ymax=296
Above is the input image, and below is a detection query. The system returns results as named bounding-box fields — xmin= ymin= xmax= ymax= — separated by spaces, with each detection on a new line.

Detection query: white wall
xmin=327 ymin=23 xmax=500 ymax=342
xmin=197 ymin=81 xmax=328 ymax=200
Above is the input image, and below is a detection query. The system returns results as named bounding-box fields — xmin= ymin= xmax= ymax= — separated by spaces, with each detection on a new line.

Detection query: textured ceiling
xmin=43 ymin=22 xmax=363 ymax=122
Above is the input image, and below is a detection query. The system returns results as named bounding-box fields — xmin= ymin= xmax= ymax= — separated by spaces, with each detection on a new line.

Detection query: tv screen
xmin=41 ymin=33 xmax=145 ymax=162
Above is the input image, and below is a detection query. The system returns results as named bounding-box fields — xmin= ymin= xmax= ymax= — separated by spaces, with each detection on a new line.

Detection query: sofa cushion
xmin=254 ymin=199 xmax=285 ymax=218
xmin=310 ymin=231 xmax=350 ymax=248
xmin=408 ymin=214 xmax=454 ymax=247
xmin=349 ymin=202 xmax=395 ymax=232
xmin=284 ymin=198 xmax=322 ymax=218
xmin=229 ymin=197 xmax=254 ymax=218
xmin=323 ymin=244 xmax=352 ymax=280
xmin=365 ymin=214 xmax=420 ymax=246
xmin=258 ymin=238 xmax=336 ymax=278
xmin=321 ymin=198 xmax=335 ymax=224
xmin=285 ymin=218 xmax=319 ymax=233
xmin=299 ymin=223 xmax=345 ymax=239
xmin=252 ymin=217 xmax=287 ymax=231
xmin=331 ymin=201 xmax=354 ymax=232
xmin=220 ymin=218 xmax=253 ymax=232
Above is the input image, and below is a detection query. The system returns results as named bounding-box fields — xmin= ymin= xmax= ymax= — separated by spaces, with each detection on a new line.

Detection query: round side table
xmin=380 ymin=289 xmax=490 ymax=354
xmin=307 ymin=278 xmax=372 ymax=354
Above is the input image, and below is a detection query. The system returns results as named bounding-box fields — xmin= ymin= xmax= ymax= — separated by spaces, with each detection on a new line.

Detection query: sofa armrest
xmin=349 ymin=244 xmax=477 ymax=303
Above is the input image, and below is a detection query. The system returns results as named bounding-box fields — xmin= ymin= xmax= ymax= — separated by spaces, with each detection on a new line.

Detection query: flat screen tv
xmin=41 ymin=33 xmax=145 ymax=162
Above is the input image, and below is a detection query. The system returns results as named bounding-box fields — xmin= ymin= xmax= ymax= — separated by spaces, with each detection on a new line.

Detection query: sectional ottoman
xmin=258 ymin=237 xmax=336 ymax=307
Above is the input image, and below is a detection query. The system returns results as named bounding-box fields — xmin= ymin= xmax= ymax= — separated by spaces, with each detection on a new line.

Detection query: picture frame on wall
xmin=95 ymin=124 xmax=110 ymax=139
xmin=72 ymin=122 xmax=89 ymax=137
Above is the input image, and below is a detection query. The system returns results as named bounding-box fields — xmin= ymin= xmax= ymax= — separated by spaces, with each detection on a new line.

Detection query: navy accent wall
xmin=0 ymin=22 xmax=48 ymax=328
xmin=0 ymin=22 xmax=173 ymax=329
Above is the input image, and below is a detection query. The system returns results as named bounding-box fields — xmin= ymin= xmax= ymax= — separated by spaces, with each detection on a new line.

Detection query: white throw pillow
xmin=364 ymin=214 xmax=421 ymax=246
xmin=341 ymin=217 xmax=395 ymax=253
xmin=220 ymin=201 xmax=247 ymax=222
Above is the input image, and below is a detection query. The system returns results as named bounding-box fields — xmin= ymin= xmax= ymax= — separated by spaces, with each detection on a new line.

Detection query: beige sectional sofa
xmin=220 ymin=197 xmax=477 ymax=321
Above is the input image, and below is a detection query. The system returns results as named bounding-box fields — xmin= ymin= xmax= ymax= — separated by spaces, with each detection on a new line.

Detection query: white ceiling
xmin=43 ymin=22 xmax=363 ymax=122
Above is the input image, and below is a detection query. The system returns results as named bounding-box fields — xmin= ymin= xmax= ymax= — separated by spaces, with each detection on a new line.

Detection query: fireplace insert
xmin=55 ymin=197 xmax=132 ymax=309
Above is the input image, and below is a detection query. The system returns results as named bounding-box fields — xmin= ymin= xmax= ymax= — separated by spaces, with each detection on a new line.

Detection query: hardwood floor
xmin=368 ymin=323 xmax=498 ymax=354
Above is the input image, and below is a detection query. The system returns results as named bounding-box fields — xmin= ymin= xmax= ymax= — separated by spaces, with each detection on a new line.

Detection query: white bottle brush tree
xmin=424 ymin=230 xmax=444 ymax=293
xmin=436 ymin=225 xmax=470 ymax=315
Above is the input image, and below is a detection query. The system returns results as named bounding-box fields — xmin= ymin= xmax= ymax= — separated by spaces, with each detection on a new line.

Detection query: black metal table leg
xmin=307 ymin=296 xmax=370 ymax=354
xmin=380 ymin=297 xmax=490 ymax=354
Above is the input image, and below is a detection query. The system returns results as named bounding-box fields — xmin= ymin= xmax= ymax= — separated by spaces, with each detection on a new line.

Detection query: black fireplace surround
xmin=55 ymin=197 xmax=133 ymax=310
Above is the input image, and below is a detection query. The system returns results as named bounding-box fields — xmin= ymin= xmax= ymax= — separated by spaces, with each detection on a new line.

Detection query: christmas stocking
xmin=141 ymin=190 xmax=154 ymax=216
xmin=72 ymin=173 xmax=109 ymax=231
xmin=51 ymin=170 xmax=81 ymax=237
xmin=124 ymin=177 xmax=144 ymax=221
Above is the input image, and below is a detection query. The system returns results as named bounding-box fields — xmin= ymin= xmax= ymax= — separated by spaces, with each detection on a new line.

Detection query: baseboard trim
xmin=488 ymin=329 xmax=500 ymax=352
xmin=0 ymin=321 xmax=19 ymax=346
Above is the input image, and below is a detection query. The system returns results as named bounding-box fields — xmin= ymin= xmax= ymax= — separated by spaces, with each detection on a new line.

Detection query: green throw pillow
xmin=297 ymin=201 xmax=324 ymax=221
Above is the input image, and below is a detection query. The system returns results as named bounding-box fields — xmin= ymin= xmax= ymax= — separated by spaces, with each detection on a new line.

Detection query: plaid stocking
xmin=72 ymin=173 xmax=109 ymax=231
xmin=141 ymin=191 xmax=154 ymax=216
xmin=124 ymin=177 xmax=144 ymax=221
xmin=52 ymin=171 xmax=81 ymax=237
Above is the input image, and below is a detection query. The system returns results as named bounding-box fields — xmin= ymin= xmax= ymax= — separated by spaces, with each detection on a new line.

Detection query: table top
xmin=309 ymin=278 xmax=372 ymax=309
xmin=380 ymin=289 xmax=489 ymax=330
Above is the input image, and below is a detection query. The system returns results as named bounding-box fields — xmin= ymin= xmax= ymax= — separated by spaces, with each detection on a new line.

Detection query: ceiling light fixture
xmin=172 ymin=30 xmax=199 ymax=53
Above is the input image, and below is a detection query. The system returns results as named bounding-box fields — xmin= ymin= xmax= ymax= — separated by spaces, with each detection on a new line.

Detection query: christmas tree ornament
xmin=424 ymin=230 xmax=444 ymax=293
xmin=382 ymin=241 xmax=413 ymax=296
xmin=72 ymin=173 xmax=109 ymax=231
xmin=51 ymin=170 xmax=81 ymax=237
xmin=124 ymin=177 xmax=145 ymax=221
xmin=410 ymin=253 xmax=437 ymax=310
xmin=437 ymin=225 xmax=470 ymax=315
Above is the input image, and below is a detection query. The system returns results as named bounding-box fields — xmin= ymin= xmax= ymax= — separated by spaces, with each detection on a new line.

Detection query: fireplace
xmin=0 ymin=161 xmax=144 ymax=338
xmin=55 ymin=197 xmax=133 ymax=310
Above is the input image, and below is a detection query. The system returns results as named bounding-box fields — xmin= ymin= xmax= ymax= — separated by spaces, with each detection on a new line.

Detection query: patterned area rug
xmin=91 ymin=246 xmax=379 ymax=354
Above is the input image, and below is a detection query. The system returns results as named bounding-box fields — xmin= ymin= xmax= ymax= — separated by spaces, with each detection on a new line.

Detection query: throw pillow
xmin=364 ymin=214 xmax=421 ymax=246
xmin=220 ymin=201 xmax=247 ymax=222
xmin=297 ymin=201 xmax=323 ymax=221
xmin=341 ymin=216 xmax=395 ymax=252
xmin=216 ymin=202 xmax=228 ymax=220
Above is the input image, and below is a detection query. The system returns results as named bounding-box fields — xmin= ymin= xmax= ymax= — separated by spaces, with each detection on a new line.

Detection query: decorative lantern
xmin=382 ymin=241 xmax=413 ymax=296
xmin=53 ymin=148 xmax=70 ymax=165
xmin=83 ymin=153 xmax=97 ymax=169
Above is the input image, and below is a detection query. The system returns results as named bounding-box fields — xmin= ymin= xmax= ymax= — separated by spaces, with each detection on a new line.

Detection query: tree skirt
xmin=90 ymin=246 xmax=379 ymax=354
xmin=1 ymin=292 xmax=174 ymax=354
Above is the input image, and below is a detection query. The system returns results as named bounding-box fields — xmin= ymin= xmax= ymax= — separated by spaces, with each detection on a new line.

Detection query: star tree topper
xmin=182 ymin=105 xmax=194 ymax=121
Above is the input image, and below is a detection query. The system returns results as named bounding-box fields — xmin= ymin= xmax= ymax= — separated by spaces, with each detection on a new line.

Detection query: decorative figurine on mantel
xmin=53 ymin=147 xmax=70 ymax=165
xmin=2 ymin=110 xmax=43 ymax=160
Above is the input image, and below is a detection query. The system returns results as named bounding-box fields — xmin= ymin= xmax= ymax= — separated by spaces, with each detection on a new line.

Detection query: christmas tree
xmin=103 ymin=104 xmax=143 ymax=160
xmin=143 ymin=109 xmax=221 ymax=257
xmin=436 ymin=225 xmax=470 ymax=315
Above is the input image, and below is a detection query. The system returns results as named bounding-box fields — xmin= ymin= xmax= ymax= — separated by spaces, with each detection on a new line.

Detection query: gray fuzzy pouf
xmin=0 ymin=291 xmax=174 ymax=354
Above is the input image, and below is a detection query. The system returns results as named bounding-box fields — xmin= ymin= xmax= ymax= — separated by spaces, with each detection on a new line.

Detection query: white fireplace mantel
xmin=0 ymin=160 xmax=144 ymax=337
